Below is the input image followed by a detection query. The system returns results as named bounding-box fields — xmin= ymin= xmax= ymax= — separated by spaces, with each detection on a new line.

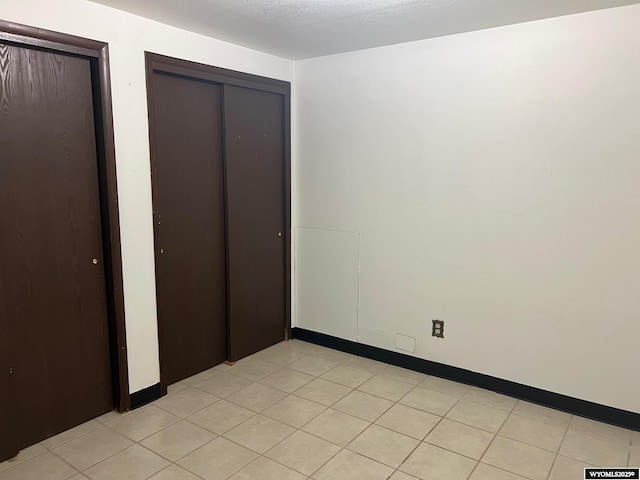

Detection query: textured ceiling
xmin=89 ymin=0 xmax=640 ymax=59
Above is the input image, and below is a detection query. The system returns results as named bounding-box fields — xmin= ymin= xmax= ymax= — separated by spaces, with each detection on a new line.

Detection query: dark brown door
xmin=150 ymin=72 xmax=227 ymax=385
xmin=223 ymin=85 xmax=286 ymax=360
xmin=0 ymin=43 xmax=113 ymax=455
xmin=0 ymin=269 xmax=19 ymax=460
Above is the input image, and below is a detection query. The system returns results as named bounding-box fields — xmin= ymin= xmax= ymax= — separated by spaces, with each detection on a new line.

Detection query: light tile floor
xmin=1 ymin=340 xmax=638 ymax=480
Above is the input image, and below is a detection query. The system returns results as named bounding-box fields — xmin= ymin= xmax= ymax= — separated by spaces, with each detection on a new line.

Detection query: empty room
xmin=0 ymin=0 xmax=639 ymax=479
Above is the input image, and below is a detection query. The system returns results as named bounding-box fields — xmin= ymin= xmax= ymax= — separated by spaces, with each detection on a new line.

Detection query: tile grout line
xmin=40 ymin=421 xmax=137 ymax=475
xmin=153 ymin=463 xmax=208 ymax=480
xmin=168 ymin=390 xmax=346 ymax=478
xmin=0 ymin=450 xmax=64 ymax=477
xmin=140 ymin=403 xmax=323 ymax=480
xmin=199 ymin=357 xmax=424 ymax=478
xmin=473 ymin=400 xmax=513 ymax=477
xmin=222 ymin=347 xmax=481 ymax=411
xmin=548 ymin=407 xmax=572 ymax=480
xmin=394 ymin=410 xmax=449 ymax=478
xmin=41 ymin=442 xmax=84 ymax=477
xmin=421 ymin=394 xmax=511 ymax=476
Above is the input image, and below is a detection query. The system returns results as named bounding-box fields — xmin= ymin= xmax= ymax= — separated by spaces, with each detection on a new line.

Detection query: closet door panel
xmin=150 ymin=72 xmax=228 ymax=384
xmin=223 ymin=85 xmax=286 ymax=360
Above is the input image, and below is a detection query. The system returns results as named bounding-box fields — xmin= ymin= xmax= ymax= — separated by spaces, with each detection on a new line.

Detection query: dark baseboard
xmin=129 ymin=383 xmax=162 ymax=410
xmin=292 ymin=328 xmax=640 ymax=431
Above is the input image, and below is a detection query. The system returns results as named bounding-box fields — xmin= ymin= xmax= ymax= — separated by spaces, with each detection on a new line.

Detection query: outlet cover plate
xmin=432 ymin=319 xmax=444 ymax=338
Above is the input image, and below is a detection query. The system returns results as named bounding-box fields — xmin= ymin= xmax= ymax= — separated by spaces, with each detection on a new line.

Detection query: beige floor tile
xmin=195 ymin=374 xmax=252 ymax=398
xmin=94 ymin=411 xmax=122 ymax=425
xmin=289 ymin=356 xmax=339 ymax=376
xmin=400 ymin=386 xmax=460 ymax=416
xmin=548 ymin=455 xmax=595 ymax=480
xmin=420 ymin=376 xmax=470 ymax=397
xmin=482 ymin=436 xmax=555 ymax=480
xmin=333 ymin=390 xmax=393 ymax=422
xmin=389 ymin=472 xmax=419 ymax=480
xmin=569 ymin=416 xmax=633 ymax=446
xmin=83 ymin=444 xmax=169 ymax=480
xmin=229 ymin=457 xmax=305 ymax=480
xmin=0 ymin=452 xmax=77 ymax=480
xmin=224 ymin=415 xmax=295 ymax=453
xmin=233 ymin=352 xmax=266 ymax=363
xmin=178 ymin=438 xmax=257 ymax=480
xmin=286 ymin=340 xmax=322 ymax=354
xmin=140 ymin=420 xmax=216 ymax=461
xmin=313 ymin=449 xmax=393 ymax=480
xmin=376 ymin=403 xmax=440 ymax=440
xmin=400 ymin=442 xmax=477 ymax=480
xmin=0 ymin=443 xmax=47 ymax=473
xmin=379 ymin=365 xmax=426 ymax=385
xmin=348 ymin=424 xmax=419 ymax=468
xmin=357 ymin=375 xmax=414 ymax=402
xmin=108 ymin=405 xmax=181 ymax=441
xmin=260 ymin=368 xmax=315 ymax=393
xmin=560 ymin=431 xmax=629 ymax=466
xmin=311 ymin=347 xmax=355 ymax=363
xmin=426 ymin=418 xmax=494 ymax=460
xmin=511 ymin=401 xmax=571 ymax=428
xmin=257 ymin=347 xmax=309 ymax=367
xmin=463 ymin=388 xmax=517 ymax=412
xmin=41 ymin=420 xmax=102 ymax=449
xmin=52 ymin=427 xmax=133 ymax=470
xmin=211 ymin=363 xmax=234 ymax=373
xmin=186 ymin=399 xmax=255 ymax=434
xmin=500 ymin=414 xmax=566 ymax=452
xmin=320 ymin=365 xmax=373 ymax=388
xmin=148 ymin=464 xmax=202 ymax=480
xmin=294 ymin=379 xmax=351 ymax=406
xmin=630 ymin=447 xmax=639 ymax=466
xmin=343 ymin=357 xmax=387 ymax=374
xmin=446 ymin=400 xmax=509 ymax=433
xmin=153 ymin=387 xmax=219 ymax=418
xmin=470 ymin=463 xmax=528 ymax=480
xmin=633 ymin=431 xmax=640 ymax=446
xmin=227 ymin=359 xmax=281 ymax=381
xmin=302 ymin=409 xmax=369 ymax=446
xmin=12 ymin=343 xmax=624 ymax=480
xmin=168 ymin=380 xmax=190 ymax=395
xmin=265 ymin=430 xmax=340 ymax=476
xmin=257 ymin=342 xmax=287 ymax=354
xmin=181 ymin=367 xmax=220 ymax=386
xmin=262 ymin=395 xmax=326 ymax=428
xmin=226 ymin=383 xmax=287 ymax=412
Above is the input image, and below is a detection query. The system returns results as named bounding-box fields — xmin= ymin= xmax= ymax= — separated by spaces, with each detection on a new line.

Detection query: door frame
xmin=144 ymin=52 xmax=292 ymax=395
xmin=0 ymin=20 xmax=131 ymax=412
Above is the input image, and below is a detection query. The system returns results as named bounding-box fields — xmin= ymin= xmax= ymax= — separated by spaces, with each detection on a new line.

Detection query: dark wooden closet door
xmin=0 ymin=43 xmax=113 ymax=453
xmin=150 ymin=72 xmax=227 ymax=385
xmin=223 ymin=85 xmax=286 ymax=360
xmin=0 ymin=270 xmax=18 ymax=460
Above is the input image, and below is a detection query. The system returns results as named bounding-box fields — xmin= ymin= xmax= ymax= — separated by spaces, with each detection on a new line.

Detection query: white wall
xmin=3 ymin=0 xmax=638 ymax=413
xmin=0 ymin=0 xmax=293 ymax=393
xmin=295 ymin=227 xmax=360 ymax=342
xmin=294 ymin=5 xmax=640 ymax=413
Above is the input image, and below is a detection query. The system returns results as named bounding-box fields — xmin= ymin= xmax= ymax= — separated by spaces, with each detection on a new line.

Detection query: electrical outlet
xmin=432 ymin=319 xmax=444 ymax=338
